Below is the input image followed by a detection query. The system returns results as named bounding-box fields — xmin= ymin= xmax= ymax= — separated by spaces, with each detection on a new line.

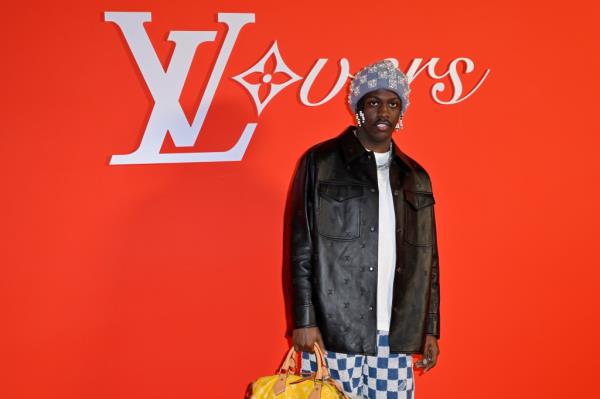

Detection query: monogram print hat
xmin=348 ymin=59 xmax=411 ymax=114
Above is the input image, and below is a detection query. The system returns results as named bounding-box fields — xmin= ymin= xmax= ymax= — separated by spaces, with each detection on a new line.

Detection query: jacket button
xmin=370 ymin=188 xmax=376 ymax=193
xmin=360 ymin=314 xmax=364 ymax=320
xmin=360 ymin=242 xmax=366 ymax=248
xmin=344 ymin=278 xmax=349 ymax=284
xmin=369 ymin=306 xmax=374 ymax=311
xmin=396 ymin=228 xmax=401 ymax=233
xmin=370 ymin=226 xmax=376 ymax=232
xmin=369 ymin=266 xmax=374 ymax=271
xmin=367 ymin=154 xmax=372 ymax=160
xmin=344 ymin=302 xmax=349 ymax=308
xmin=393 ymin=190 xmax=399 ymax=196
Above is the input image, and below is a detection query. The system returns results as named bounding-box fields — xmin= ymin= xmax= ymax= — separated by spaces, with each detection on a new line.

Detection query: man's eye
xmin=369 ymin=100 xmax=378 ymax=106
xmin=389 ymin=102 xmax=399 ymax=108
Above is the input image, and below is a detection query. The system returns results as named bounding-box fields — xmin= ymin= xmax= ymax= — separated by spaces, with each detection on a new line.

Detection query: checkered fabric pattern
xmin=301 ymin=331 xmax=414 ymax=399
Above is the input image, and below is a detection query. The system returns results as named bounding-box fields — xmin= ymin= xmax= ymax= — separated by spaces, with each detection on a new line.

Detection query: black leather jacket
xmin=287 ymin=126 xmax=440 ymax=355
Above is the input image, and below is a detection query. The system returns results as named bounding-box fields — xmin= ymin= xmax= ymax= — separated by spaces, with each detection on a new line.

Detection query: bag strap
xmin=313 ymin=343 xmax=329 ymax=380
xmin=273 ymin=343 xmax=342 ymax=398
xmin=313 ymin=344 xmax=349 ymax=399
xmin=278 ymin=346 xmax=298 ymax=374
xmin=273 ymin=346 xmax=298 ymax=395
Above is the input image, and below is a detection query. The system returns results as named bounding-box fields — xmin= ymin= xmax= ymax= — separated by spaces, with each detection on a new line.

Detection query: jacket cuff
xmin=294 ymin=303 xmax=317 ymax=328
xmin=425 ymin=313 xmax=440 ymax=339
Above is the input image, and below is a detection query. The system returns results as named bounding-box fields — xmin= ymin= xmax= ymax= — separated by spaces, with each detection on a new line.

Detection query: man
xmin=286 ymin=60 xmax=440 ymax=399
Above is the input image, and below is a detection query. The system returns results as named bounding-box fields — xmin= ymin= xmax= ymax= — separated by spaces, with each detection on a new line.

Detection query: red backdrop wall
xmin=2 ymin=1 xmax=600 ymax=398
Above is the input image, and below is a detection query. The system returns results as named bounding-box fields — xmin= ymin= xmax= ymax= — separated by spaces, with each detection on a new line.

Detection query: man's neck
xmin=354 ymin=128 xmax=392 ymax=153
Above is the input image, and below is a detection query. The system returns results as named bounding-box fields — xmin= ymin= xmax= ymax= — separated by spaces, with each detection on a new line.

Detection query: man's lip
xmin=375 ymin=121 xmax=392 ymax=130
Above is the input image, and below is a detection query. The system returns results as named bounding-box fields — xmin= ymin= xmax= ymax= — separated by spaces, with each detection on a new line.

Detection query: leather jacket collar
xmin=339 ymin=126 xmax=413 ymax=173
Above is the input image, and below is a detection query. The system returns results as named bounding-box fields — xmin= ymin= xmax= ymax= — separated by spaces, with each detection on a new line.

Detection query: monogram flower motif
xmin=232 ymin=41 xmax=301 ymax=115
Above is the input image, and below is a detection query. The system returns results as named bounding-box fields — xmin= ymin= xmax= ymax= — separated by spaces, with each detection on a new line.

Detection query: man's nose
xmin=378 ymin=104 xmax=391 ymax=118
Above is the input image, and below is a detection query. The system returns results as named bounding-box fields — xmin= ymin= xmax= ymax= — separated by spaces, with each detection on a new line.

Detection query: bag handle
xmin=278 ymin=346 xmax=298 ymax=374
xmin=272 ymin=343 xmax=331 ymax=396
xmin=313 ymin=343 xmax=330 ymax=380
xmin=310 ymin=344 xmax=349 ymax=399
xmin=272 ymin=346 xmax=298 ymax=395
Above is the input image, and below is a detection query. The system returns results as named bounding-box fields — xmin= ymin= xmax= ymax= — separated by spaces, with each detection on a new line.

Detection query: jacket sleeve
xmin=425 ymin=206 xmax=441 ymax=338
xmin=288 ymin=150 xmax=317 ymax=328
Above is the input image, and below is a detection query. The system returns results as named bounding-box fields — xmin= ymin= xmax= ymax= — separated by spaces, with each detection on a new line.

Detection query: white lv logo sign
xmin=104 ymin=12 xmax=255 ymax=165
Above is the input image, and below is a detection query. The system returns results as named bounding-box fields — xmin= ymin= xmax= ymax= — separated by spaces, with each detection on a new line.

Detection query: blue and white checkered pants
xmin=301 ymin=331 xmax=414 ymax=399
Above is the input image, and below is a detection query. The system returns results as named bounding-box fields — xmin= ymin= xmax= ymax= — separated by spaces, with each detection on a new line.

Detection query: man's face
xmin=358 ymin=89 xmax=402 ymax=143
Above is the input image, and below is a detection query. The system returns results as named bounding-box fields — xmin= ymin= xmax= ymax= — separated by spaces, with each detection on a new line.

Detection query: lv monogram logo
xmin=105 ymin=12 xmax=256 ymax=165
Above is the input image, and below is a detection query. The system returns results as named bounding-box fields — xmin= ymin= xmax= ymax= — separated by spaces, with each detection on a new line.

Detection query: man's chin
xmin=365 ymin=127 xmax=393 ymax=140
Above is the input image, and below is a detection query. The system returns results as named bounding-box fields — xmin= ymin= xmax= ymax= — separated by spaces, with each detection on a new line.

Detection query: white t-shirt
xmin=372 ymin=149 xmax=397 ymax=332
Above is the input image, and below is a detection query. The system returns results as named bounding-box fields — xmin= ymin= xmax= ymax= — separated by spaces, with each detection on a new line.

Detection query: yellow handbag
xmin=247 ymin=343 xmax=348 ymax=399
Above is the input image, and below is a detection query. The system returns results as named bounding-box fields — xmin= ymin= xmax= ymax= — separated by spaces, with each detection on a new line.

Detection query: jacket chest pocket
xmin=403 ymin=190 xmax=435 ymax=246
xmin=317 ymin=182 xmax=363 ymax=240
